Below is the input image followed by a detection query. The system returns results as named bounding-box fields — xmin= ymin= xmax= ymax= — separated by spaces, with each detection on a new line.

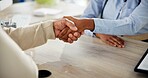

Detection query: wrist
xmin=83 ymin=19 xmax=95 ymax=31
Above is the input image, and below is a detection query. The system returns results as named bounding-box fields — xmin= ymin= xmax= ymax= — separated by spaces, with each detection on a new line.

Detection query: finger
xmin=116 ymin=37 xmax=125 ymax=48
xmin=63 ymin=16 xmax=74 ymax=21
xmin=111 ymin=36 xmax=123 ymax=45
xmin=105 ymin=40 xmax=123 ymax=48
xmin=63 ymin=39 xmax=68 ymax=42
xmin=116 ymin=37 xmax=125 ymax=45
xmin=60 ymin=29 xmax=72 ymax=41
xmin=58 ymin=27 xmax=69 ymax=38
xmin=64 ymin=16 xmax=85 ymax=32
xmin=81 ymin=31 xmax=84 ymax=35
xmin=74 ymin=32 xmax=81 ymax=38
xmin=64 ymin=18 xmax=77 ymax=31
xmin=59 ymin=36 xmax=68 ymax=42
xmin=111 ymin=37 xmax=125 ymax=48
xmin=69 ymin=34 xmax=78 ymax=41
xmin=59 ymin=34 xmax=67 ymax=42
xmin=105 ymin=40 xmax=115 ymax=47
xmin=107 ymin=37 xmax=123 ymax=48
xmin=68 ymin=38 xmax=73 ymax=43
xmin=59 ymin=37 xmax=68 ymax=42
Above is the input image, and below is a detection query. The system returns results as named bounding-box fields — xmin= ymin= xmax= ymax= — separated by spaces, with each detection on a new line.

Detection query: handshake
xmin=53 ymin=16 xmax=95 ymax=43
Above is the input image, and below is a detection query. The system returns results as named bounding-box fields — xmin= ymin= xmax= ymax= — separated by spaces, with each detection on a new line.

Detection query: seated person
xmin=58 ymin=0 xmax=148 ymax=48
xmin=82 ymin=0 xmax=146 ymax=48
xmin=0 ymin=18 xmax=78 ymax=78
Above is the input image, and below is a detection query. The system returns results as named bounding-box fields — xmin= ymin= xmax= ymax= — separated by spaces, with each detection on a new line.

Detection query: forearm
xmin=91 ymin=0 xmax=148 ymax=35
xmin=3 ymin=20 xmax=55 ymax=50
xmin=93 ymin=14 xmax=148 ymax=35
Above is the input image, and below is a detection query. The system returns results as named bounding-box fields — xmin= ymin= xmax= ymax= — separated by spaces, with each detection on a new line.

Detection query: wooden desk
xmin=124 ymin=34 xmax=148 ymax=41
xmin=34 ymin=35 xmax=148 ymax=78
xmin=1 ymin=1 xmax=148 ymax=78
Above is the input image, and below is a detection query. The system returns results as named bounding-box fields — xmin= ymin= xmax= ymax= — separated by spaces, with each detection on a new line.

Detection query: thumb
xmin=63 ymin=16 xmax=77 ymax=23
xmin=63 ymin=16 xmax=74 ymax=20
xmin=65 ymin=18 xmax=78 ymax=31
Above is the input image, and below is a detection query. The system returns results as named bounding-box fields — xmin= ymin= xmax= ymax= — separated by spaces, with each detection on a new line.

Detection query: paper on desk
xmin=25 ymin=39 xmax=65 ymax=65
xmin=33 ymin=8 xmax=62 ymax=15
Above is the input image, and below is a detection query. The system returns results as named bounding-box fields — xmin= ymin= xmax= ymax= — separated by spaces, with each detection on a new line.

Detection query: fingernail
xmin=122 ymin=45 xmax=125 ymax=48
xmin=74 ymin=26 xmax=78 ymax=30
xmin=69 ymin=34 xmax=73 ymax=37
xmin=71 ymin=26 xmax=77 ymax=30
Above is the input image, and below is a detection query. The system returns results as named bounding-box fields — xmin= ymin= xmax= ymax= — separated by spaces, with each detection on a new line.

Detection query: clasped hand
xmin=53 ymin=16 xmax=94 ymax=43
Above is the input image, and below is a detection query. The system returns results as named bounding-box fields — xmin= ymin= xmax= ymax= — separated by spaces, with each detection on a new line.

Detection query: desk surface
xmin=1 ymin=1 xmax=148 ymax=78
xmin=36 ymin=35 xmax=148 ymax=78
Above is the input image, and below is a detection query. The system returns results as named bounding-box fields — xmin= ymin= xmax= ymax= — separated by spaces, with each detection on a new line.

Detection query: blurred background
xmin=13 ymin=0 xmax=89 ymax=6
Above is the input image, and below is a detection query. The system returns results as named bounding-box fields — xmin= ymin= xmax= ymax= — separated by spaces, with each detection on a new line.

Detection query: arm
xmin=3 ymin=20 xmax=55 ymax=50
xmin=92 ymin=0 xmax=148 ymax=35
xmin=61 ymin=0 xmax=148 ymax=40
xmin=0 ymin=18 xmax=77 ymax=78
xmin=57 ymin=16 xmax=94 ymax=43
xmin=3 ymin=18 xmax=77 ymax=50
xmin=56 ymin=0 xmax=104 ymax=42
xmin=81 ymin=0 xmax=103 ymax=37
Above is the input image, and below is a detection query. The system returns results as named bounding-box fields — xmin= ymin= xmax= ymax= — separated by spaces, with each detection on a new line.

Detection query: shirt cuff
xmin=41 ymin=20 xmax=56 ymax=39
xmin=84 ymin=30 xmax=97 ymax=37
xmin=92 ymin=18 xmax=110 ymax=34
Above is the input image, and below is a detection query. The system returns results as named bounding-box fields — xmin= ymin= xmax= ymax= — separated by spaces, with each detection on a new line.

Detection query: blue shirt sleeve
xmin=93 ymin=0 xmax=148 ymax=35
